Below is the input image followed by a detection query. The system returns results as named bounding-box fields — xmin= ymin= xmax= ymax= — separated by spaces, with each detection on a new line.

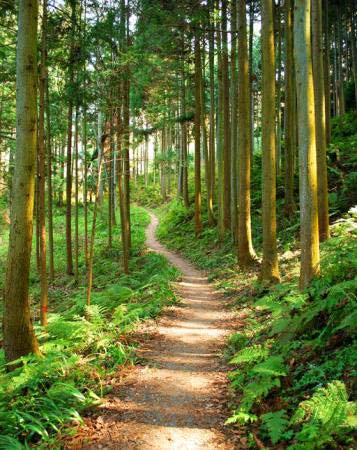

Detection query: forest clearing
xmin=0 ymin=0 xmax=356 ymax=448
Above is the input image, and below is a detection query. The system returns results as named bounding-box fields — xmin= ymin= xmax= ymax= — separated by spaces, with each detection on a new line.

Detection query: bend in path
xmin=71 ymin=212 xmax=238 ymax=450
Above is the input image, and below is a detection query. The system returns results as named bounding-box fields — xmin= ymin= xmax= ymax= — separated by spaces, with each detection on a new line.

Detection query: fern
xmin=261 ymin=410 xmax=291 ymax=444
xmin=230 ymin=344 xmax=270 ymax=366
xmin=251 ymin=356 xmax=287 ymax=377
xmin=292 ymin=381 xmax=356 ymax=446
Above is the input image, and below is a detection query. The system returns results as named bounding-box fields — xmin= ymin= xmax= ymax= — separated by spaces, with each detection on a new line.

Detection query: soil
xmin=67 ymin=212 xmax=242 ymax=449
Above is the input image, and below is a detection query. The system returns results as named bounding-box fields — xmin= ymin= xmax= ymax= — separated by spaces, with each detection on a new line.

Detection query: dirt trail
xmin=70 ymin=213 xmax=238 ymax=449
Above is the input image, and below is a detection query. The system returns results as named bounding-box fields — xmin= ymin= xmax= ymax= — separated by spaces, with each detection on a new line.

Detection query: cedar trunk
xmin=294 ymin=0 xmax=320 ymax=288
xmin=3 ymin=0 xmax=40 ymax=363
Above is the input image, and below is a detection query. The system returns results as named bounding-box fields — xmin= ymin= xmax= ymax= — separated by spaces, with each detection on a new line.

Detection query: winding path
xmin=71 ymin=213 xmax=238 ymax=449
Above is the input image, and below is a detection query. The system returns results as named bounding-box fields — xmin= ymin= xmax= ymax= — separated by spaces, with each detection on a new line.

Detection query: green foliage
xmin=0 ymin=205 xmax=179 ymax=447
xmin=261 ymin=410 xmax=291 ymax=444
xmin=226 ymin=213 xmax=356 ymax=448
xmin=157 ymin=191 xmax=356 ymax=449
xmin=291 ymin=381 xmax=356 ymax=448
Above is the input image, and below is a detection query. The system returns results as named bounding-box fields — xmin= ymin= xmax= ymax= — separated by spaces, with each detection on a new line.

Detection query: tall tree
xmin=284 ymin=0 xmax=296 ymax=218
xmin=66 ymin=0 xmax=76 ymax=275
xmin=312 ymin=0 xmax=330 ymax=242
xmin=3 ymin=0 xmax=40 ymax=363
xmin=294 ymin=0 xmax=320 ymax=288
xmin=230 ymin=0 xmax=238 ymax=241
xmin=237 ymin=0 xmax=256 ymax=268
xmin=194 ymin=31 xmax=202 ymax=237
xmin=261 ymin=0 xmax=280 ymax=282
xmin=38 ymin=0 xmax=49 ymax=325
xmin=222 ymin=0 xmax=231 ymax=230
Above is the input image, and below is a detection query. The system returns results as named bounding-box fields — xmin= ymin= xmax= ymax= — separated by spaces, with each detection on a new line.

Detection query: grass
xmin=0 ymin=201 xmax=179 ymax=448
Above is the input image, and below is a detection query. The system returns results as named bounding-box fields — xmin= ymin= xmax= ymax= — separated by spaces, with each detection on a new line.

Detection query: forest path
xmin=70 ymin=212 xmax=238 ymax=449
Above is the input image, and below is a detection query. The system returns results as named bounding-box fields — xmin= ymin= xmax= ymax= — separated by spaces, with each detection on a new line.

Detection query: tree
xmin=38 ymin=0 xmax=49 ymax=325
xmin=3 ymin=0 xmax=40 ymax=363
xmin=237 ymin=0 xmax=256 ymax=268
xmin=312 ymin=0 xmax=330 ymax=242
xmin=261 ymin=0 xmax=280 ymax=283
xmin=194 ymin=31 xmax=202 ymax=237
xmin=294 ymin=0 xmax=320 ymax=288
xmin=284 ymin=0 xmax=296 ymax=218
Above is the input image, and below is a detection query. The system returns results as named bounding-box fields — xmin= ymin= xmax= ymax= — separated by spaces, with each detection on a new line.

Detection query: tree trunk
xmin=38 ymin=0 xmax=49 ymax=325
xmin=46 ymin=78 xmax=54 ymax=281
xmin=74 ymin=107 xmax=79 ymax=282
xmin=66 ymin=0 xmax=76 ymax=276
xmin=87 ymin=138 xmax=105 ymax=306
xmin=276 ymin=0 xmax=283 ymax=176
xmin=261 ymin=0 xmax=280 ymax=283
xmin=237 ymin=0 xmax=256 ymax=268
xmin=230 ymin=0 xmax=238 ymax=241
xmin=3 ymin=0 xmax=40 ymax=363
xmin=222 ymin=0 xmax=231 ymax=230
xmin=208 ymin=0 xmax=216 ymax=225
xmin=294 ymin=0 xmax=320 ymax=289
xmin=284 ymin=0 xmax=296 ymax=218
xmin=216 ymin=4 xmax=224 ymax=238
xmin=194 ymin=32 xmax=202 ymax=237
xmin=323 ymin=0 xmax=331 ymax=143
xmin=312 ymin=0 xmax=330 ymax=242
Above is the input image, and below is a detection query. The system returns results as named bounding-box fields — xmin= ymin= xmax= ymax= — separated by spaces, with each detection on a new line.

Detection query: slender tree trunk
xmin=194 ymin=32 xmax=202 ymax=237
xmin=312 ymin=0 xmax=330 ymax=242
xmin=323 ymin=0 xmax=331 ymax=143
xmin=38 ymin=0 xmax=49 ymax=325
xmin=87 ymin=139 xmax=104 ymax=306
xmin=222 ymin=0 xmax=231 ymax=230
xmin=276 ymin=0 xmax=283 ymax=175
xmin=83 ymin=109 xmax=88 ymax=268
xmin=294 ymin=0 xmax=320 ymax=289
xmin=46 ymin=78 xmax=54 ymax=281
xmin=181 ymin=71 xmax=189 ymax=207
xmin=284 ymin=0 xmax=296 ymax=218
xmin=237 ymin=0 xmax=256 ymax=268
xmin=201 ymin=47 xmax=211 ymax=224
xmin=208 ymin=1 xmax=215 ymax=225
xmin=231 ymin=0 xmax=238 ymax=241
xmin=74 ymin=107 xmax=79 ymax=282
xmin=66 ymin=0 xmax=76 ymax=275
xmin=3 ymin=0 xmax=40 ymax=363
xmin=261 ymin=0 xmax=280 ymax=283
xmin=337 ymin=6 xmax=345 ymax=115
xmin=216 ymin=2 xmax=224 ymax=238
xmin=249 ymin=0 xmax=255 ymax=163
xmin=350 ymin=3 xmax=357 ymax=107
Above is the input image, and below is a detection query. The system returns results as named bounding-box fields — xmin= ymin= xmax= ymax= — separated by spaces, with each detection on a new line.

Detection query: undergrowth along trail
xmin=68 ymin=212 xmax=239 ymax=449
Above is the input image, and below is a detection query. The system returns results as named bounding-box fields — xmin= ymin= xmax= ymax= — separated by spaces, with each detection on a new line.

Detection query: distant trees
xmin=1 ymin=0 xmax=356 ymax=363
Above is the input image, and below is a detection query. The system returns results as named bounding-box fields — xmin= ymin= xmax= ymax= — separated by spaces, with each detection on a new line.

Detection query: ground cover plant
xmin=0 ymin=205 xmax=178 ymax=448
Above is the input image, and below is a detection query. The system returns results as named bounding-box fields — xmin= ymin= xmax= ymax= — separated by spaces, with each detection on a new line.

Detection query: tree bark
xmin=230 ymin=0 xmax=238 ymax=241
xmin=3 ymin=0 xmax=40 ymax=363
xmin=222 ymin=0 xmax=231 ymax=230
xmin=38 ymin=0 xmax=49 ymax=325
xmin=294 ymin=0 xmax=320 ymax=288
xmin=261 ymin=0 xmax=280 ymax=283
xmin=46 ymin=78 xmax=54 ymax=281
xmin=284 ymin=0 xmax=296 ymax=218
xmin=194 ymin=32 xmax=202 ymax=237
xmin=312 ymin=0 xmax=330 ymax=242
xmin=237 ymin=0 xmax=256 ymax=268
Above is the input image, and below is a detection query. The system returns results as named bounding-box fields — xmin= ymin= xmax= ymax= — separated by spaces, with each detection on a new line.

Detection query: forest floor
xmin=66 ymin=212 xmax=241 ymax=450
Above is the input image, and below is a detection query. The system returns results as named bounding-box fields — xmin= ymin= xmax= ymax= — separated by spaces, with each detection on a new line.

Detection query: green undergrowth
xmin=0 ymin=204 xmax=179 ymax=449
xmin=157 ymin=198 xmax=356 ymax=448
